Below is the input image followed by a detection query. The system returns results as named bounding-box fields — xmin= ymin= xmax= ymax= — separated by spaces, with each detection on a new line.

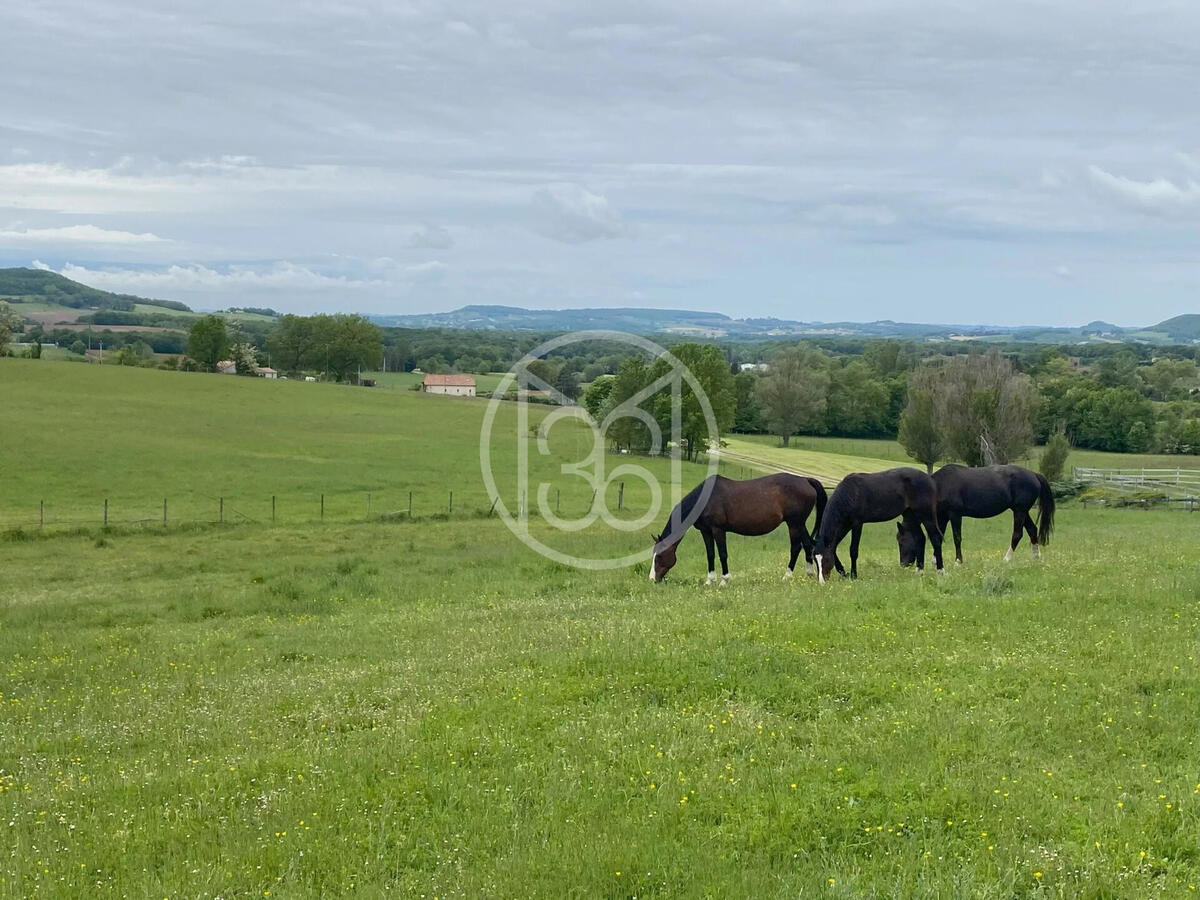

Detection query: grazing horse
xmin=897 ymin=464 xmax=1055 ymax=566
xmin=650 ymin=474 xmax=827 ymax=584
xmin=814 ymin=467 xmax=943 ymax=582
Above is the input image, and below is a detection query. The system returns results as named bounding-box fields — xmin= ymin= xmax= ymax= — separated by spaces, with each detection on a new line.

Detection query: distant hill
xmin=1148 ymin=314 xmax=1200 ymax=344
xmin=0 ymin=267 xmax=192 ymax=313
xmin=371 ymin=304 xmax=1200 ymax=345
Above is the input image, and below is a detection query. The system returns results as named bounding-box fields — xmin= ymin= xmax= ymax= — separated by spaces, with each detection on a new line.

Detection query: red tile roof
xmin=422 ymin=374 xmax=476 ymax=386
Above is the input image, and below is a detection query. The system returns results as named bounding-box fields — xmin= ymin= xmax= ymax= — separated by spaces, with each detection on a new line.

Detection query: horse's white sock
xmin=706 ymin=571 xmax=716 ymax=586
xmin=1003 ymin=547 xmax=1013 ymax=562
xmin=783 ymin=568 xmax=793 ymax=580
xmin=1032 ymin=544 xmax=1041 ymax=559
xmin=720 ymin=573 xmax=731 ymax=586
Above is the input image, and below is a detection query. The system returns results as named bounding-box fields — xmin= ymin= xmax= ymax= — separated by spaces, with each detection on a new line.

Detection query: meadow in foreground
xmin=1 ymin=505 xmax=1196 ymax=897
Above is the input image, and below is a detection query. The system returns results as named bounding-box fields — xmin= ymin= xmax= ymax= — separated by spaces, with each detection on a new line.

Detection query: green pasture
xmin=364 ymin=370 xmax=511 ymax=393
xmin=0 ymin=506 xmax=1196 ymax=897
xmin=0 ymin=357 xmax=1197 ymax=896
xmin=730 ymin=434 xmax=1200 ymax=477
xmin=0 ymin=360 xmax=718 ymax=531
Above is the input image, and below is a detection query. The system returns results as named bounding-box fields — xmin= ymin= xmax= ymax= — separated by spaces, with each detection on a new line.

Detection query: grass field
xmin=364 ymin=371 xmax=511 ymax=393
xmin=0 ymin=508 xmax=1196 ymax=896
xmin=1 ymin=358 xmax=1197 ymax=896
xmin=731 ymin=434 xmax=1200 ymax=477
xmin=0 ymin=359 xmax=719 ymax=531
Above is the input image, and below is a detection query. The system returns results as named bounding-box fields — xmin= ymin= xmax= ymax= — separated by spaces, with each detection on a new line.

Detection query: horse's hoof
xmin=783 ymin=568 xmax=794 ymax=580
xmin=916 ymin=568 xmax=925 ymax=576
xmin=720 ymin=574 xmax=731 ymax=587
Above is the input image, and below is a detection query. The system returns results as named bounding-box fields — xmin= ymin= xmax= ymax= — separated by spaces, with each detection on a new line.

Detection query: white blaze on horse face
xmin=815 ymin=554 xmax=825 ymax=585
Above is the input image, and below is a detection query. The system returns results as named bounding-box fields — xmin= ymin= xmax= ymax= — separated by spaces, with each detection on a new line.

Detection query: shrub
xmin=1038 ymin=432 xmax=1071 ymax=483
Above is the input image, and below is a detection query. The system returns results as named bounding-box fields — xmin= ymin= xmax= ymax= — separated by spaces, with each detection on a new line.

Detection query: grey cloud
xmin=0 ymin=0 xmax=1196 ymax=323
xmin=531 ymin=184 xmax=628 ymax=243
xmin=407 ymin=224 xmax=455 ymax=249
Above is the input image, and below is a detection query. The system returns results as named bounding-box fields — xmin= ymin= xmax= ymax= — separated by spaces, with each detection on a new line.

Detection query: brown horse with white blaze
xmin=650 ymin=474 xmax=827 ymax=584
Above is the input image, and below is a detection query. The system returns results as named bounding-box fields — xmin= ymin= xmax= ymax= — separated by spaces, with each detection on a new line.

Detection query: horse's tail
xmin=929 ymin=484 xmax=943 ymax=537
xmin=1036 ymin=473 xmax=1055 ymax=546
xmin=806 ymin=477 xmax=827 ymax=539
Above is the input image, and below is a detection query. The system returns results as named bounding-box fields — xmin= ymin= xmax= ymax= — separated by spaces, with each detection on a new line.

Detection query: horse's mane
xmin=820 ymin=473 xmax=862 ymax=529
xmin=654 ymin=477 xmax=712 ymax=548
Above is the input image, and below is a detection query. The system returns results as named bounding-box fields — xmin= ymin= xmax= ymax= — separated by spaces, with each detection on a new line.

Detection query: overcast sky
xmin=2 ymin=1 xmax=1197 ymax=325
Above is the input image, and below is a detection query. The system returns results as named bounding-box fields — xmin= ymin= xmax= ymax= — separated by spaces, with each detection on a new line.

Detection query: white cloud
xmin=1054 ymin=265 xmax=1072 ymax=278
xmin=1086 ymin=165 xmax=1200 ymax=218
xmin=0 ymin=224 xmax=167 ymax=243
xmin=531 ymin=184 xmax=627 ymax=243
xmin=47 ymin=261 xmax=376 ymax=294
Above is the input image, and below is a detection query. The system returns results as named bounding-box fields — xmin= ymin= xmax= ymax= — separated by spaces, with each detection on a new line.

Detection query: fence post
xmin=556 ymin=488 xmax=560 ymax=513
xmin=320 ymin=494 xmax=324 ymax=521
xmin=39 ymin=500 xmax=44 ymax=529
xmin=367 ymin=492 xmax=371 ymax=518
xmin=489 ymin=497 xmax=499 ymax=516
xmin=449 ymin=491 xmax=453 ymax=515
xmin=408 ymin=490 xmax=412 ymax=517
xmin=219 ymin=497 xmax=224 ymax=524
xmin=272 ymin=495 xmax=276 ymax=524
xmin=618 ymin=481 xmax=624 ymax=511
xmin=163 ymin=498 xmax=167 ymax=526
xmin=103 ymin=498 xmax=108 ymax=526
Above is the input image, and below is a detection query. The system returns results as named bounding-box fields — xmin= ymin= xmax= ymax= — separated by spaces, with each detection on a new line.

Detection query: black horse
xmin=814 ymin=467 xmax=943 ymax=582
xmin=650 ymin=473 xmax=827 ymax=584
xmin=897 ymin=464 xmax=1055 ymax=566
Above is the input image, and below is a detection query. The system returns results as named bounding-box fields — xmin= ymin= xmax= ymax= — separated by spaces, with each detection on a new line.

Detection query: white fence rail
xmin=1073 ymin=466 xmax=1200 ymax=498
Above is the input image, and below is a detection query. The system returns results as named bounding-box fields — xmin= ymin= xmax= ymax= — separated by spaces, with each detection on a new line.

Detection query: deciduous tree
xmin=754 ymin=347 xmax=829 ymax=447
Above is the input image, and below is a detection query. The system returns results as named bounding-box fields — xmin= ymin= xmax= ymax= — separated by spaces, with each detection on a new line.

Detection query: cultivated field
xmin=0 ymin=358 xmax=1197 ymax=897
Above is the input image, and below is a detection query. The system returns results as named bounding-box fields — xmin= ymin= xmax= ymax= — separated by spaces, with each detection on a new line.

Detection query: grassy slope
xmin=0 ymin=358 xmax=1197 ymax=895
xmin=0 ymin=359 xmax=717 ymax=529
xmin=0 ymin=510 xmax=1195 ymax=897
xmin=732 ymin=434 xmax=1200 ymax=475
xmin=364 ymin=371 xmax=511 ymax=392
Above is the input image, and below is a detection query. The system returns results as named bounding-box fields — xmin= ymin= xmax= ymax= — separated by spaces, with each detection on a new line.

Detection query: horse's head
xmin=649 ymin=533 xmax=677 ymax=583
xmin=896 ymin=520 xmax=923 ymax=567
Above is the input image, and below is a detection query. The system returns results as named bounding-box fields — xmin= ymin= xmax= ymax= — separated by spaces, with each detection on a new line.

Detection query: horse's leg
xmin=799 ymin=518 xmax=817 ymax=576
xmin=1004 ymin=509 xmax=1024 ymax=562
xmin=701 ymin=528 xmax=717 ymax=585
xmin=714 ymin=529 xmax=730 ymax=585
xmin=924 ymin=517 xmax=945 ymax=572
xmin=1021 ymin=507 xmax=1040 ymax=558
xmin=902 ymin=512 xmax=926 ymax=572
xmin=784 ymin=521 xmax=804 ymax=579
xmin=952 ymin=515 xmax=964 ymax=564
xmin=848 ymin=524 xmax=862 ymax=579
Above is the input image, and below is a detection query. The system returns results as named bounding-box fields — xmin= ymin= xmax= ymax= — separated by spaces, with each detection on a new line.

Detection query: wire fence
xmin=0 ymin=478 xmax=745 ymax=537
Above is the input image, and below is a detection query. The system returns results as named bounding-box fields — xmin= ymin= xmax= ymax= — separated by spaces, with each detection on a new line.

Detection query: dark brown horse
xmin=814 ymin=467 xmax=943 ymax=582
xmin=897 ymin=464 xmax=1055 ymax=566
xmin=650 ymin=473 xmax=827 ymax=584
